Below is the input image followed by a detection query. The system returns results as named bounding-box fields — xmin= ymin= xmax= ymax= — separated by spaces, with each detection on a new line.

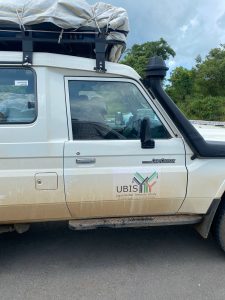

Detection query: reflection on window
xmin=0 ymin=69 xmax=36 ymax=124
xmin=69 ymin=81 xmax=170 ymax=140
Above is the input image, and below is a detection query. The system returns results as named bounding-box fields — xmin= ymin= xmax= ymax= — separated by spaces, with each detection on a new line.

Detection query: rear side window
xmin=0 ymin=68 xmax=36 ymax=124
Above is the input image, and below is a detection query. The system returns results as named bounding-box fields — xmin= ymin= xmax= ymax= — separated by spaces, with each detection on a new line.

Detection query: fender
xmin=195 ymin=182 xmax=225 ymax=238
xmin=215 ymin=180 xmax=225 ymax=199
xmin=195 ymin=198 xmax=221 ymax=239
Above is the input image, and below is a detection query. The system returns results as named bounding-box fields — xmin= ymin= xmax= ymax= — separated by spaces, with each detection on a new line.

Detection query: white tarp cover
xmin=0 ymin=0 xmax=129 ymax=61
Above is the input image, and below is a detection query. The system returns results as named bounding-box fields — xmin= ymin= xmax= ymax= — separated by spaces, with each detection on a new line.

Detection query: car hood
xmin=193 ymin=124 xmax=225 ymax=142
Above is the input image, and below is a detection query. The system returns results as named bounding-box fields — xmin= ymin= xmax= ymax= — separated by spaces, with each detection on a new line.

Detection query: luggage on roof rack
xmin=0 ymin=0 xmax=129 ymax=72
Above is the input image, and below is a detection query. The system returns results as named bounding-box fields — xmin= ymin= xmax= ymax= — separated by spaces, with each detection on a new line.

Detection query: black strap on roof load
xmin=0 ymin=24 xmax=127 ymax=72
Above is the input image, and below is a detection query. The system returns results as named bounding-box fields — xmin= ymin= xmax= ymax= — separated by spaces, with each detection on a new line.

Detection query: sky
xmin=88 ymin=0 xmax=225 ymax=73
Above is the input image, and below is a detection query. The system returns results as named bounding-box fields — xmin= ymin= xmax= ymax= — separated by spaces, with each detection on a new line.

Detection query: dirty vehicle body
xmin=0 ymin=22 xmax=225 ymax=252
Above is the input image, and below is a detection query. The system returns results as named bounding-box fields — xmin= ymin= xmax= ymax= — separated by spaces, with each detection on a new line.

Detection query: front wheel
xmin=212 ymin=201 xmax=225 ymax=252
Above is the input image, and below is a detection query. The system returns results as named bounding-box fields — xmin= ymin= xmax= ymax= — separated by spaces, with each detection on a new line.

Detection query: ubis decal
xmin=116 ymin=172 xmax=158 ymax=194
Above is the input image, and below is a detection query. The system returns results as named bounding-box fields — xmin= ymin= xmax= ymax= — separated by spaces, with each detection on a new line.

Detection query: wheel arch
xmin=195 ymin=191 xmax=225 ymax=239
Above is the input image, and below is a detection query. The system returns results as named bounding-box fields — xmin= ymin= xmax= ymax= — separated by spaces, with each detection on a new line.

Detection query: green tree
xmin=165 ymin=44 xmax=225 ymax=121
xmin=166 ymin=67 xmax=195 ymax=102
xmin=121 ymin=38 xmax=175 ymax=78
xmin=195 ymin=54 xmax=202 ymax=67
xmin=194 ymin=44 xmax=225 ymax=96
xmin=178 ymin=96 xmax=225 ymax=121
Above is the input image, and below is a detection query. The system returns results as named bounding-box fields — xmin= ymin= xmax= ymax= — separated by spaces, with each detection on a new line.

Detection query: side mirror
xmin=140 ymin=117 xmax=155 ymax=149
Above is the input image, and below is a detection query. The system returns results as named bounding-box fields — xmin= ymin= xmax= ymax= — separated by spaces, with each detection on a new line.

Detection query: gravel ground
xmin=0 ymin=222 xmax=225 ymax=300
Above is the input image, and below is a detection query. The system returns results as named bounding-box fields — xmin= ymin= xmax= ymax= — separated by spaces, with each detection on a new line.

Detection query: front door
xmin=64 ymin=77 xmax=187 ymax=219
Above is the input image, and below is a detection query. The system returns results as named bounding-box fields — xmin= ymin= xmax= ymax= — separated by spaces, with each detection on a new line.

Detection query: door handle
xmin=76 ymin=158 xmax=96 ymax=164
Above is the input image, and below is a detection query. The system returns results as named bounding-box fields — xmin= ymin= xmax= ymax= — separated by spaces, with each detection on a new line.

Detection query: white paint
xmin=194 ymin=124 xmax=225 ymax=142
xmin=0 ymin=53 xmax=223 ymax=221
xmin=0 ymin=52 xmax=141 ymax=81
xmin=64 ymin=77 xmax=187 ymax=217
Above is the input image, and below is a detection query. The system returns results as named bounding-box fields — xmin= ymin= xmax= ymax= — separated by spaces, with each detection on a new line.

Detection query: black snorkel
xmin=144 ymin=56 xmax=225 ymax=159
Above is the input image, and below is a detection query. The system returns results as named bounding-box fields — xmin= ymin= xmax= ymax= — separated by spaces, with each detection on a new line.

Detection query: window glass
xmin=68 ymin=81 xmax=170 ymax=140
xmin=0 ymin=68 xmax=36 ymax=124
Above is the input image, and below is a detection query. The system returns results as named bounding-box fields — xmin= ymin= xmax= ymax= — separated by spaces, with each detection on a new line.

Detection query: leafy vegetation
xmin=121 ymin=38 xmax=175 ymax=78
xmin=166 ymin=44 xmax=225 ymax=121
xmin=177 ymin=96 xmax=225 ymax=121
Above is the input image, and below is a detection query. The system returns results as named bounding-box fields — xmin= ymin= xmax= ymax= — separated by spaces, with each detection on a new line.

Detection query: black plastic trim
xmin=0 ymin=24 xmax=126 ymax=72
xmin=195 ymin=198 xmax=221 ymax=238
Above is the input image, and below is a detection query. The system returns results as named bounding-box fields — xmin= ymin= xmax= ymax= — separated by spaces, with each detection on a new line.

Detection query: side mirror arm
xmin=140 ymin=117 xmax=155 ymax=149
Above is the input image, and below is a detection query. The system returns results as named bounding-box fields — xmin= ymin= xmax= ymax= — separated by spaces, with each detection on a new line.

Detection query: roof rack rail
xmin=0 ymin=24 xmax=126 ymax=72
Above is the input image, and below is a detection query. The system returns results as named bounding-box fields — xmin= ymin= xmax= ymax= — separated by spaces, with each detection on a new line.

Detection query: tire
xmin=212 ymin=201 xmax=225 ymax=252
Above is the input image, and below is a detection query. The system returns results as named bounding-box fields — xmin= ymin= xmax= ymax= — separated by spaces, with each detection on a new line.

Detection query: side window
xmin=68 ymin=80 xmax=170 ymax=140
xmin=0 ymin=68 xmax=36 ymax=124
